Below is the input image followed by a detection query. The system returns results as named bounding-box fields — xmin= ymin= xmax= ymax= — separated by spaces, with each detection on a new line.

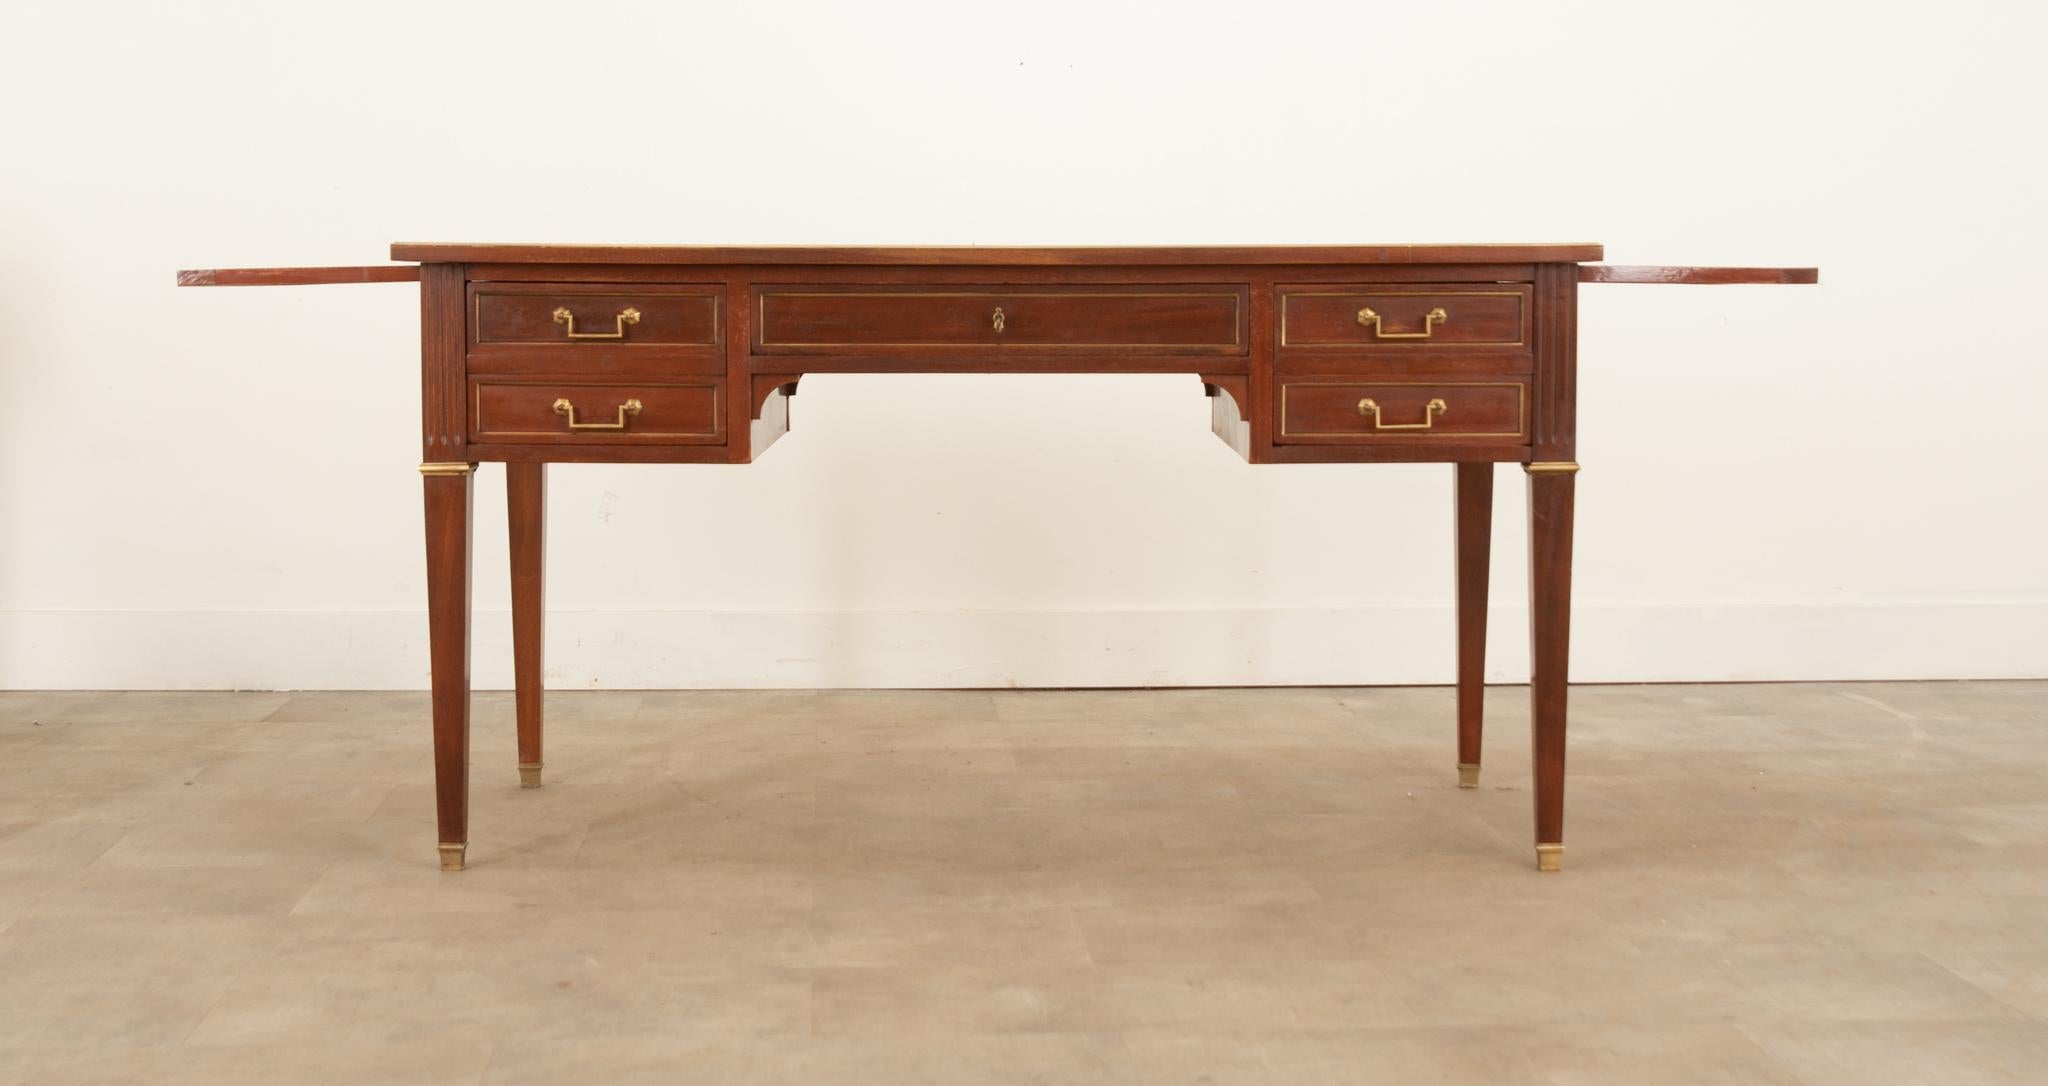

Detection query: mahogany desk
xmin=179 ymin=243 xmax=1816 ymax=871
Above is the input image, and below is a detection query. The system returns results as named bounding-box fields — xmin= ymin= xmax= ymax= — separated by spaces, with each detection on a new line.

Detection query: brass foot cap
xmin=1535 ymin=844 xmax=1563 ymax=873
xmin=438 ymin=843 xmax=467 ymax=871
xmin=1457 ymin=763 xmax=1480 ymax=789
xmin=519 ymin=763 xmax=543 ymax=789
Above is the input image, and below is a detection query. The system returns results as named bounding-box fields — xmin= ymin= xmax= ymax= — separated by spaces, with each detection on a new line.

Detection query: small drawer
xmin=755 ymin=286 xmax=1247 ymax=354
xmin=1277 ymin=380 xmax=1526 ymax=444
xmin=471 ymin=379 xmax=723 ymax=445
xmin=1279 ymin=286 xmax=1529 ymax=350
xmin=472 ymin=285 xmax=721 ymax=348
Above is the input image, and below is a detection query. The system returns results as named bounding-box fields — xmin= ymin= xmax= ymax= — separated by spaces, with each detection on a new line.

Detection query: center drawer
xmin=754 ymin=286 xmax=1248 ymax=354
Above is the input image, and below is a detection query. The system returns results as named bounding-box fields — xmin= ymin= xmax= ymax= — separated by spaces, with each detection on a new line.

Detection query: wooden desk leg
xmin=422 ymin=463 xmax=474 ymax=871
xmin=508 ymin=462 xmax=547 ymax=789
xmin=1454 ymin=463 xmax=1493 ymax=790
xmin=1526 ymin=463 xmax=1576 ymax=872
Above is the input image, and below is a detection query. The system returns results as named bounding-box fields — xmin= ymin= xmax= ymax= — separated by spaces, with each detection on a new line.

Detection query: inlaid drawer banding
xmin=471 ymin=286 xmax=721 ymax=348
xmin=1279 ymin=287 xmax=1529 ymax=350
xmin=1278 ymin=380 xmax=1527 ymax=442
xmin=471 ymin=378 xmax=723 ymax=445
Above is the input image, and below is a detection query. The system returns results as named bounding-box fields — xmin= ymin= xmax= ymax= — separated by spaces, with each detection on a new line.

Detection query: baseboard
xmin=1 ymin=603 xmax=2041 ymax=689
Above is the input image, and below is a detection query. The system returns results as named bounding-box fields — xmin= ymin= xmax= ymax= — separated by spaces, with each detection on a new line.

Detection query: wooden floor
xmin=2 ymin=682 xmax=2045 ymax=1084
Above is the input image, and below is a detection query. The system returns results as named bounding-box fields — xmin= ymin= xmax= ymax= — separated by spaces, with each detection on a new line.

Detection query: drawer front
xmin=1279 ymin=286 xmax=1529 ymax=350
xmin=472 ymin=285 xmax=722 ymax=348
xmin=1277 ymin=380 xmax=1527 ymax=444
xmin=471 ymin=379 xmax=723 ymax=445
xmin=755 ymin=286 xmax=1247 ymax=354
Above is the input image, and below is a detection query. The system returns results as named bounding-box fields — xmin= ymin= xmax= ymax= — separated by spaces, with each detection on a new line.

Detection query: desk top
xmin=387 ymin=242 xmax=1607 ymax=266
xmin=179 ymin=247 xmax=1817 ymax=288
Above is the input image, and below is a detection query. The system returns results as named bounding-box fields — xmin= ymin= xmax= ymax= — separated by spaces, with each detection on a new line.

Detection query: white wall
xmin=2 ymin=1 xmax=2043 ymax=690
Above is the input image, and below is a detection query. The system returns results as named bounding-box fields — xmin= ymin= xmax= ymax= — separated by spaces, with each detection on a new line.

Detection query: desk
xmin=180 ymin=244 xmax=1816 ymax=871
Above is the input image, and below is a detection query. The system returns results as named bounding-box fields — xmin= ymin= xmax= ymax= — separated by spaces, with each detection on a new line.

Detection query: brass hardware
xmin=552 ymin=305 xmax=641 ymax=340
xmin=418 ymin=462 xmax=474 ymax=476
xmin=1357 ymin=397 xmax=1447 ymax=431
xmin=1535 ymin=844 xmax=1563 ymax=873
xmin=1458 ymin=763 xmax=1480 ymax=789
xmin=991 ymin=306 xmax=1005 ymax=334
xmin=519 ymin=763 xmax=543 ymax=789
xmin=438 ymin=843 xmax=467 ymax=871
xmin=1525 ymin=461 xmax=1582 ymax=475
xmin=553 ymin=397 xmax=643 ymax=431
xmin=1356 ymin=305 xmax=1447 ymax=339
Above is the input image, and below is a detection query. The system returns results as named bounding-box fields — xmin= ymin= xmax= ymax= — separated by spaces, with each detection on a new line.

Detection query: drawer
xmin=1277 ymin=380 xmax=1526 ymax=444
xmin=471 ymin=284 xmax=721 ymax=348
xmin=471 ymin=379 xmax=723 ymax=445
xmin=1279 ymin=286 xmax=1529 ymax=350
xmin=754 ymin=286 xmax=1247 ymax=354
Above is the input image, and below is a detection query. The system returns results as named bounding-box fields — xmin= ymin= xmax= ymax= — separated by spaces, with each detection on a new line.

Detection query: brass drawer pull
xmin=1356 ymin=306 xmax=1447 ymax=340
xmin=1357 ymin=397 xmax=1447 ymax=430
xmin=991 ymin=306 xmax=1005 ymax=334
xmin=553 ymin=397 xmax=643 ymax=430
xmin=552 ymin=306 xmax=642 ymax=340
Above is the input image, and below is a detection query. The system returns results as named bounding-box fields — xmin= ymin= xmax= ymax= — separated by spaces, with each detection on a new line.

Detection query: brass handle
xmin=552 ymin=306 xmax=641 ymax=340
xmin=1356 ymin=397 xmax=1447 ymax=430
xmin=553 ymin=397 xmax=643 ymax=430
xmin=1356 ymin=306 xmax=1447 ymax=340
xmin=991 ymin=306 xmax=1006 ymax=334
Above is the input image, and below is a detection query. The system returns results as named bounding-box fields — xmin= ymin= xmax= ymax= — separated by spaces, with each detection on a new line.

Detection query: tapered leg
xmin=1526 ymin=465 xmax=1576 ymax=871
xmin=508 ymin=462 xmax=547 ymax=788
xmin=1454 ymin=463 xmax=1493 ymax=789
xmin=422 ymin=464 xmax=474 ymax=870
